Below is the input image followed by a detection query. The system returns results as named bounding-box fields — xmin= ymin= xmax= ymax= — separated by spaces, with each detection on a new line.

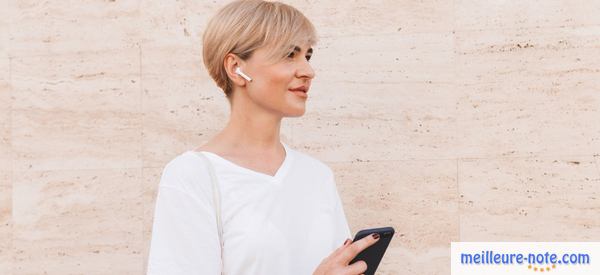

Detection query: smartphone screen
xmin=349 ymin=226 xmax=395 ymax=275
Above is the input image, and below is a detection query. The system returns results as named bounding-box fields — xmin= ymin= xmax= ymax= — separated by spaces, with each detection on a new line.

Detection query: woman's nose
xmin=297 ymin=60 xmax=315 ymax=79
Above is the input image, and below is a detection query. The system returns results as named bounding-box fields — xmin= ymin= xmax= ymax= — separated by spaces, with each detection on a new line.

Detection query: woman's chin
xmin=285 ymin=106 xmax=306 ymax=117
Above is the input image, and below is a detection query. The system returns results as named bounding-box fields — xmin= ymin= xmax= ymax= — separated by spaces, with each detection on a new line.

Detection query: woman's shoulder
xmin=158 ymin=150 xmax=213 ymax=195
xmin=162 ymin=150 xmax=209 ymax=173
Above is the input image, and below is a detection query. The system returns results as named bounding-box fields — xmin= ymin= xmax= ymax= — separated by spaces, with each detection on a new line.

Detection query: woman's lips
xmin=289 ymin=89 xmax=308 ymax=98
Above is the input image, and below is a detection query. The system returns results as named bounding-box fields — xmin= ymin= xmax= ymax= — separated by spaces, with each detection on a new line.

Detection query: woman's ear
xmin=223 ymin=53 xmax=247 ymax=87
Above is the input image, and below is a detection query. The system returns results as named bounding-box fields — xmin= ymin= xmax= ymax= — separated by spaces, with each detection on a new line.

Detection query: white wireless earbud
xmin=235 ymin=67 xmax=252 ymax=82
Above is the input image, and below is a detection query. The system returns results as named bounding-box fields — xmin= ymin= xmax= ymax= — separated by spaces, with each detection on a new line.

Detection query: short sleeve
xmin=146 ymin=157 xmax=222 ymax=275
xmin=330 ymin=170 xmax=353 ymax=248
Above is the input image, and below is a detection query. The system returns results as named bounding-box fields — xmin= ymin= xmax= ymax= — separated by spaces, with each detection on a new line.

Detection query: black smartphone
xmin=349 ymin=226 xmax=395 ymax=275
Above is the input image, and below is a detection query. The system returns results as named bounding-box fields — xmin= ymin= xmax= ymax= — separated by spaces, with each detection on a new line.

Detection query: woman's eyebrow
xmin=292 ymin=45 xmax=313 ymax=55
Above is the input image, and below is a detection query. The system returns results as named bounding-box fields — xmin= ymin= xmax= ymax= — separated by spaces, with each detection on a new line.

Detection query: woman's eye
xmin=287 ymin=52 xmax=311 ymax=62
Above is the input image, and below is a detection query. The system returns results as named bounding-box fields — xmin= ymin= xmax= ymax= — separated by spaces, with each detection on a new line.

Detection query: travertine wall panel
xmin=2 ymin=1 xmax=599 ymax=274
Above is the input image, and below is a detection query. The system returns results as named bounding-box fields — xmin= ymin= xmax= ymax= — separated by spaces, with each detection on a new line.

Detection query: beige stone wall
xmin=1 ymin=0 xmax=599 ymax=274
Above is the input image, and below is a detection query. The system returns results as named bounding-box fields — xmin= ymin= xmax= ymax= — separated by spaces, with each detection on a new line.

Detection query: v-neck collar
xmin=191 ymin=141 xmax=293 ymax=183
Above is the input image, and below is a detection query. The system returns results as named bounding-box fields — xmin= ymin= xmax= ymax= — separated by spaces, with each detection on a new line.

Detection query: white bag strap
xmin=196 ymin=152 xmax=225 ymax=274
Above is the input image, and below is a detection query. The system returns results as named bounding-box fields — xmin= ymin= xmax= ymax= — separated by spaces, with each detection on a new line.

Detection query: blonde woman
xmin=146 ymin=0 xmax=379 ymax=274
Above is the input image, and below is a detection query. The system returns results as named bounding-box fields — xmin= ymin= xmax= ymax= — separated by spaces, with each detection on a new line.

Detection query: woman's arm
xmin=146 ymin=160 xmax=222 ymax=275
xmin=330 ymin=170 xmax=353 ymax=248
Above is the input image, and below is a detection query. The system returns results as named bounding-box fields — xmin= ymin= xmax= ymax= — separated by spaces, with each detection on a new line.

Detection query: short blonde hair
xmin=202 ymin=0 xmax=318 ymax=100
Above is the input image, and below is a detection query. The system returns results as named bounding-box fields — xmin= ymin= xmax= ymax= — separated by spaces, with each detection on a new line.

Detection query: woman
xmin=146 ymin=1 xmax=379 ymax=274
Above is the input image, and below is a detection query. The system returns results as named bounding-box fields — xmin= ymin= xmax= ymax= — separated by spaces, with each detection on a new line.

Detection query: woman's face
xmin=231 ymin=43 xmax=315 ymax=117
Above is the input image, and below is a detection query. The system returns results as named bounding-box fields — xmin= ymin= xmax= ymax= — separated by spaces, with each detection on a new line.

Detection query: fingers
xmin=328 ymin=238 xmax=352 ymax=261
xmin=345 ymin=260 xmax=367 ymax=274
xmin=339 ymin=233 xmax=380 ymax=265
xmin=322 ymin=238 xmax=351 ymax=263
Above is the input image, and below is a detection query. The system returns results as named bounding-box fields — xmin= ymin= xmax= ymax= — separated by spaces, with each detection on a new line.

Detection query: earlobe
xmin=224 ymin=54 xmax=249 ymax=86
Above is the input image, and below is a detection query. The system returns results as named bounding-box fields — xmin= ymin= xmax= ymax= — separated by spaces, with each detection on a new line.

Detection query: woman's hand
xmin=313 ymin=233 xmax=380 ymax=275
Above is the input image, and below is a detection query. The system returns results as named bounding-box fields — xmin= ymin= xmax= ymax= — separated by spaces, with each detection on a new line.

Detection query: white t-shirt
xmin=146 ymin=142 xmax=352 ymax=275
